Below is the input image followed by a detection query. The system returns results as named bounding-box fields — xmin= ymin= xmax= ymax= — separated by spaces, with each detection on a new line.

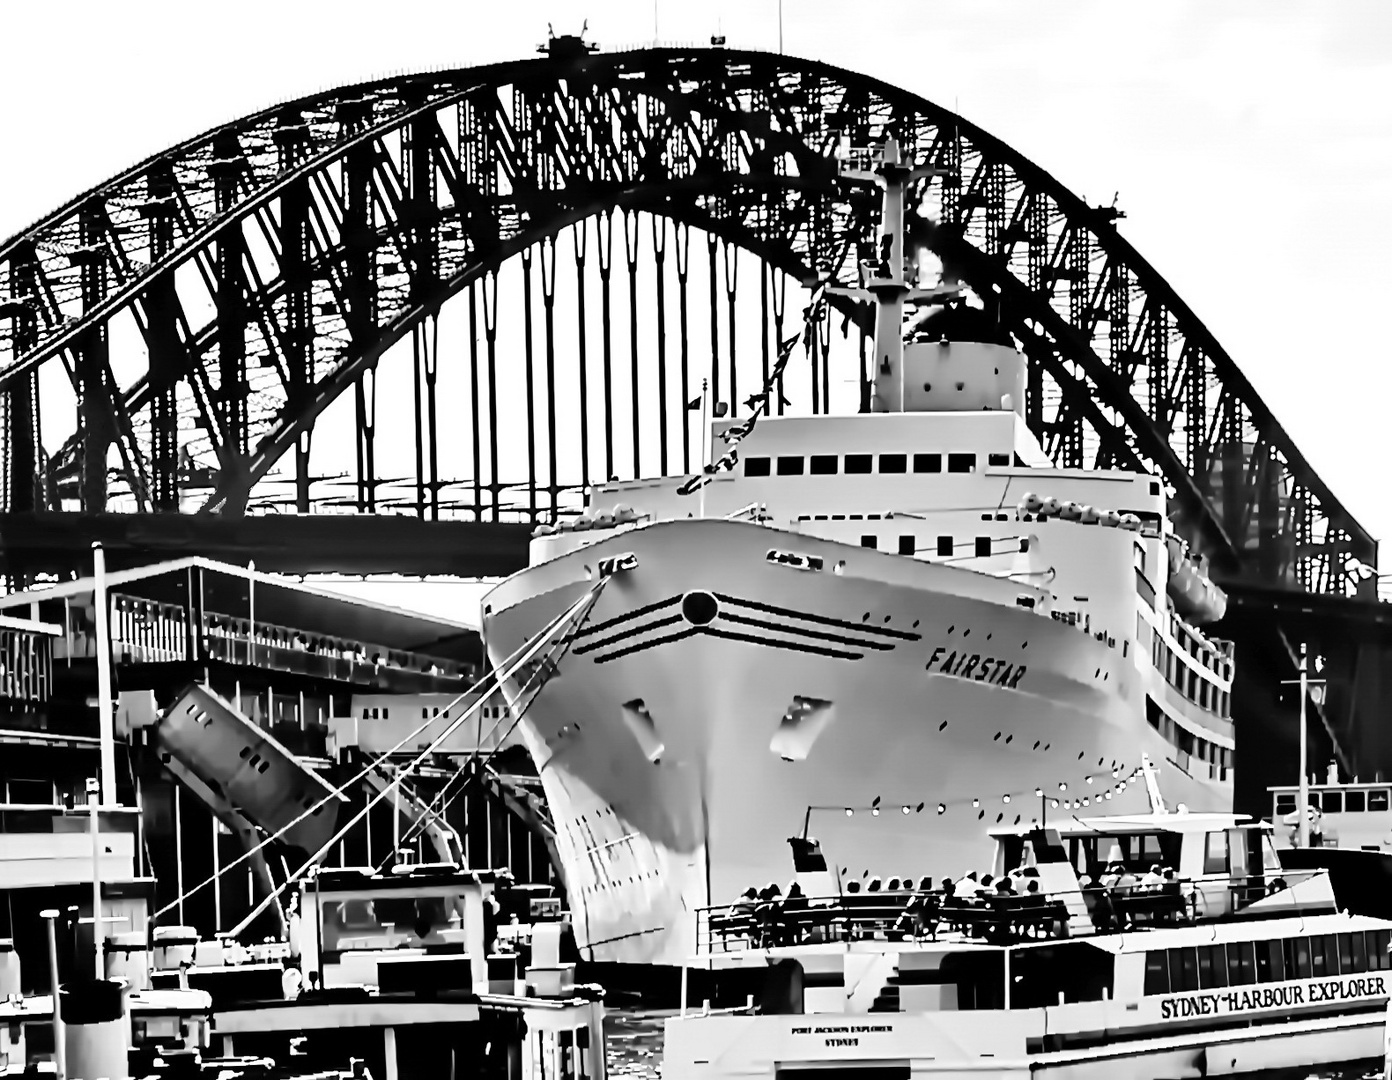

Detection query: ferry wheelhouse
xmin=665 ymin=812 xmax=1392 ymax=1080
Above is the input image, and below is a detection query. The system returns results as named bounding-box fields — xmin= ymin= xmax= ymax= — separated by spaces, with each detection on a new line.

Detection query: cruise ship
xmin=480 ymin=139 xmax=1236 ymax=967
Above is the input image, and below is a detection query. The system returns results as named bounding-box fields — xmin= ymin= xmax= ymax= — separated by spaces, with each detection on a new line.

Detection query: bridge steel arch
xmin=0 ymin=46 xmax=1373 ymax=601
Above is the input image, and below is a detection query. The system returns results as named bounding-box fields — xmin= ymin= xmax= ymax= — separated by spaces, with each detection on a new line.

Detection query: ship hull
xmin=482 ymin=519 xmax=1230 ymax=965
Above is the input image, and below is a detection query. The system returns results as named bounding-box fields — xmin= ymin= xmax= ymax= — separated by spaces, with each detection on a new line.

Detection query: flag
xmin=685 ymin=396 xmax=702 ymax=410
xmin=719 ymin=414 xmax=758 ymax=445
xmin=676 ymin=447 xmax=740 ymax=495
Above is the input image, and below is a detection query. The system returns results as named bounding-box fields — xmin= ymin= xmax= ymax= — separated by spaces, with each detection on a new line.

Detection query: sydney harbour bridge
xmin=1 ymin=35 xmax=1389 ymax=809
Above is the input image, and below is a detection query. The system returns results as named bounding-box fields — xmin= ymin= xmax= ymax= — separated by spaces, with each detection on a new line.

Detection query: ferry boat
xmin=480 ymin=138 xmax=1237 ymax=967
xmin=663 ymin=810 xmax=1392 ymax=1080
xmin=1269 ymin=769 xmax=1392 ymax=922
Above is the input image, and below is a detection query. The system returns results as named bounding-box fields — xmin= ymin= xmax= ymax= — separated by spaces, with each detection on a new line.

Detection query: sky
xmin=1 ymin=1 xmax=1388 ymax=620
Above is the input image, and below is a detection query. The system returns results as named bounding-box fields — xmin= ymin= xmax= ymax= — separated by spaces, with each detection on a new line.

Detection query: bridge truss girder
xmin=0 ymin=48 xmax=1372 ymax=598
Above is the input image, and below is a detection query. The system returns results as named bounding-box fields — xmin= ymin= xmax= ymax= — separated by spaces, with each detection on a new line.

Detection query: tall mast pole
xmin=1298 ymin=643 xmax=1309 ymax=849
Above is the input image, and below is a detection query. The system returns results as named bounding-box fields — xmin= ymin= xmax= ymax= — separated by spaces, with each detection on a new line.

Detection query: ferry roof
xmin=0 ymin=556 xmax=479 ymax=664
xmin=987 ymin=811 xmax=1261 ymax=838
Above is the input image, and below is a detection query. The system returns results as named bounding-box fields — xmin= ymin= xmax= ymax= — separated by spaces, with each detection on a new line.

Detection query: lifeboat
xmin=1165 ymin=534 xmax=1228 ymax=623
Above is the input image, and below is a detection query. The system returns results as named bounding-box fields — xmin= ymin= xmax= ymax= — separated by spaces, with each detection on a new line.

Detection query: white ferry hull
xmin=482 ymin=520 xmax=1229 ymax=966
xmin=662 ymin=1008 xmax=1385 ymax=1080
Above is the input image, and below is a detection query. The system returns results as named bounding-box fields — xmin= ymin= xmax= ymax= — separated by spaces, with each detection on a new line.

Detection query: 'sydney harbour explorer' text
xmin=1159 ymin=974 xmax=1387 ymax=1020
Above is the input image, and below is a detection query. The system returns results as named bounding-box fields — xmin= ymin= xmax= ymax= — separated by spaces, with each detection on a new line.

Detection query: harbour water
xmin=606 ymin=1011 xmax=669 ymax=1080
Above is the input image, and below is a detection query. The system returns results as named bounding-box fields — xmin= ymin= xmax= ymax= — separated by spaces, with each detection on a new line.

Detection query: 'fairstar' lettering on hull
xmin=926 ymin=646 xmax=1026 ymax=687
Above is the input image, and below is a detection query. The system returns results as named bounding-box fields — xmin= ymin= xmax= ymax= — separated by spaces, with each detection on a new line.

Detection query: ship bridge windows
xmin=914 ymin=453 xmax=942 ymax=473
xmin=899 ymin=535 xmax=916 ymax=556
xmin=776 ymin=456 xmax=805 ymax=476
xmin=861 ymin=535 xmax=878 ymax=550
xmin=846 ymin=454 xmax=873 ymax=474
xmin=810 ymin=454 xmax=838 ymax=475
xmin=744 ymin=457 xmax=772 ymax=477
xmin=937 ymin=536 xmax=953 ymax=557
xmin=879 ymin=453 xmax=907 ymax=473
xmin=988 ymin=453 xmax=1010 ymax=467
xmin=947 ymin=453 xmax=976 ymax=474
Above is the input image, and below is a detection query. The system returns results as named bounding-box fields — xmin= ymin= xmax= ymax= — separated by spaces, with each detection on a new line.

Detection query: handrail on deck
xmin=694 ymin=870 xmax=1329 ymax=955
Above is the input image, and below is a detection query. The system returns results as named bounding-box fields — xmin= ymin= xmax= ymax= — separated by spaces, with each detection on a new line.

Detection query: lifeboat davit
xmin=1164 ymin=535 xmax=1228 ymax=623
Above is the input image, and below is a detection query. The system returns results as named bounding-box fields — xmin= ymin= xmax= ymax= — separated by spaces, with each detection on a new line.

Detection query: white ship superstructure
xmin=481 ymin=139 xmax=1236 ymax=966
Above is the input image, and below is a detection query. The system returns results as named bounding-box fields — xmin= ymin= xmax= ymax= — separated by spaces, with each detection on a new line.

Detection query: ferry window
xmin=879 ymin=453 xmax=908 ymax=473
xmin=1284 ymin=937 xmax=1313 ymax=980
xmin=809 ymin=454 xmax=838 ymax=475
xmin=988 ymin=453 xmax=1010 ymax=467
xmin=1337 ymin=933 xmax=1354 ymax=974
xmin=937 ymin=536 xmax=953 ymax=557
xmin=745 ymin=456 xmax=771 ymax=477
xmin=898 ymin=535 xmax=916 ymax=556
xmin=1168 ymin=947 xmax=1200 ymax=992
xmin=1226 ymin=941 xmax=1257 ymax=986
xmin=1198 ymin=944 xmax=1227 ymax=989
xmin=914 ymin=453 xmax=942 ymax=473
xmin=1351 ymin=933 xmax=1369 ymax=972
xmin=1346 ymin=791 xmax=1367 ymax=813
xmin=1256 ymin=938 xmax=1284 ymax=983
xmin=861 ymin=535 xmax=878 ymax=550
xmin=1010 ymin=943 xmax=1113 ymax=1007
xmin=975 ymin=537 xmax=991 ymax=558
xmin=777 ymin=456 xmax=805 ymax=476
xmin=845 ymin=454 xmax=873 ymax=474
xmin=1321 ymin=792 xmax=1343 ymax=814
xmin=1368 ymin=930 xmax=1391 ymax=969
xmin=1275 ymin=793 xmax=1296 ymax=816
xmin=1370 ymin=790 xmax=1391 ymax=812
xmin=947 ymin=453 xmax=976 ymax=473
xmin=1309 ymin=935 xmax=1332 ymax=977
xmin=1143 ymin=952 xmax=1169 ymax=996
xmin=1203 ymin=831 xmax=1229 ymax=875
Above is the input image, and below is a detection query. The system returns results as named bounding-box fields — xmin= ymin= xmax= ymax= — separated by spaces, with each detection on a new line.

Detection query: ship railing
xmin=694 ymin=889 xmax=1076 ymax=954
xmin=0 ymin=619 xmax=56 ymax=706
xmin=695 ymin=872 xmax=1334 ymax=954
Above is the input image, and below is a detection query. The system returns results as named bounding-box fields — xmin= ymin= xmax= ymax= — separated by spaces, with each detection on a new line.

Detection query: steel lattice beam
xmin=0 ymin=47 xmax=1373 ymax=598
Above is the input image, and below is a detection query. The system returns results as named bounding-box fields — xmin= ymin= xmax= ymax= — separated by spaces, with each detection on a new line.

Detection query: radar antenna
xmin=829 ymin=139 xmax=961 ymax=410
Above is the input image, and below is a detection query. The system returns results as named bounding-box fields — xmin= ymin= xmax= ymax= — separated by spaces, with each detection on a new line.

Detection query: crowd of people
xmin=712 ymin=858 xmax=1247 ymax=950
xmin=714 ymin=867 xmax=1067 ymax=949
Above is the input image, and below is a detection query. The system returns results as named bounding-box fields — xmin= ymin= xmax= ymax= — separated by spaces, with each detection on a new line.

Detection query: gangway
xmin=155 ymin=752 xmax=287 ymax=938
xmin=473 ymin=763 xmax=565 ymax=891
xmin=154 ymin=683 xmax=346 ymax=855
xmin=362 ymin=759 xmax=466 ymax=867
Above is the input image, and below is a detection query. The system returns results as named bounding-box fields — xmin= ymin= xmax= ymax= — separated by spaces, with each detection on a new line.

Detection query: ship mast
xmin=835 ymin=138 xmax=959 ymax=411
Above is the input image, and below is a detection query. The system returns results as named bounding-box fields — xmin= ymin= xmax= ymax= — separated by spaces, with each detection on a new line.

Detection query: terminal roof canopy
xmin=0 ymin=556 xmax=481 ymax=666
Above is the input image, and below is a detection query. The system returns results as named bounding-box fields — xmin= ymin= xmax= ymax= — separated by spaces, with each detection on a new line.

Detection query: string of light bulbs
xmin=804 ymin=762 xmax=1150 ymax=831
